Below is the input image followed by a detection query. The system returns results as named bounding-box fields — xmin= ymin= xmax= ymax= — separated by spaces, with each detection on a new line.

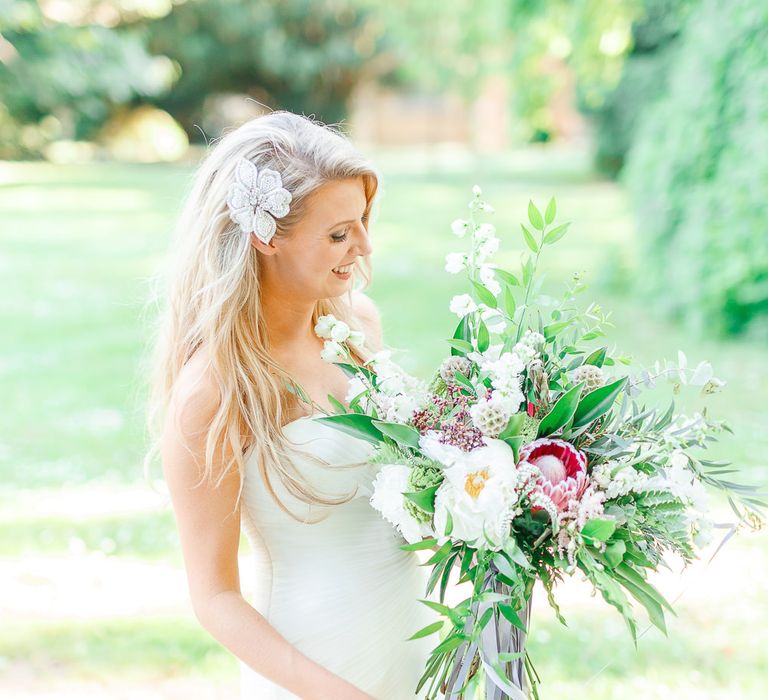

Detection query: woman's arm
xmin=160 ymin=354 xmax=375 ymax=700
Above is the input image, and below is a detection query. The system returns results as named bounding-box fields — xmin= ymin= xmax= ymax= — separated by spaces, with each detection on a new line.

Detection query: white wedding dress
xmin=238 ymin=412 xmax=439 ymax=699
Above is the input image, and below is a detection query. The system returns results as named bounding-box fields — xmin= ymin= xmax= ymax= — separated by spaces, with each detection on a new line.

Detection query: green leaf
xmin=503 ymin=539 xmax=533 ymax=570
xmin=452 ymin=315 xmax=471 ymax=356
xmin=444 ymin=508 xmax=454 ymax=537
xmin=425 ymin=539 xmax=453 ymax=566
xmin=536 ymin=381 xmax=585 ymax=437
xmin=502 ymin=284 xmax=516 ymax=318
xmin=313 ymin=413 xmax=384 ymax=444
xmin=521 ymin=224 xmax=539 ymax=252
xmin=572 ymin=376 xmax=628 ymax=429
xmin=371 ymin=420 xmax=421 ymax=448
xmin=403 ymin=484 xmax=440 ymax=514
xmin=581 ymin=518 xmax=617 ymax=543
xmin=335 ymin=362 xmax=377 ymax=385
xmin=407 ymin=620 xmax=445 ymax=640
xmin=499 ymin=603 xmax=528 ymax=632
xmin=528 ymin=200 xmax=544 ymax=231
xmin=542 ymin=222 xmax=570 ymax=245
xmin=471 ymin=279 xmax=498 ymax=308
xmin=431 ymin=633 xmax=465 ymax=655
xmin=617 ymin=578 xmax=668 ymax=635
xmin=477 ymin=318 xmax=490 ymax=351
xmin=326 ymin=393 xmax=348 ymax=414
xmin=542 ymin=319 xmax=572 ymax=341
xmin=400 ymin=537 xmax=438 ymax=551
xmin=583 ymin=346 xmax=607 ymax=367
xmin=614 ymin=563 xmax=676 ymax=614
xmin=604 ymin=540 xmax=626 ymax=568
xmin=445 ymin=338 xmax=473 ymax=354
xmin=453 ymin=370 xmax=475 ymax=392
xmin=545 ymin=196 xmax=556 ymax=225
xmin=494 ymin=269 xmax=521 ymax=287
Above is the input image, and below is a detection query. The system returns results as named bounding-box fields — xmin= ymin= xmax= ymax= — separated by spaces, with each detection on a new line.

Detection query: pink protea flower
xmin=519 ymin=438 xmax=588 ymax=512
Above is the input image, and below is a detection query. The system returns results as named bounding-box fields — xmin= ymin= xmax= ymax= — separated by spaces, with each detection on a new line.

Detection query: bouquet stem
xmin=442 ymin=568 xmax=534 ymax=700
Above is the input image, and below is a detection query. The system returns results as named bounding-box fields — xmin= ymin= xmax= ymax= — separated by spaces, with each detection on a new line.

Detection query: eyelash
xmin=331 ymin=215 xmax=369 ymax=242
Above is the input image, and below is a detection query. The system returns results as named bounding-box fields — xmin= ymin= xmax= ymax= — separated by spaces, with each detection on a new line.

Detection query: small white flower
xmin=445 ymin=252 xmax=466 ymax=274
xmin=320 ymin=340 xmax=346 ymax=363
xmin=479 ymin=304 xmax=506 ymax=334
xmin=472 ymin=184 xmax=482 ymax=196
xmin=347 ymin=329 xmax=365 ymax=347
xmin=475 ymin=235 xmax=500 ymax=262
xmin=480 ymin=202 xmax=495 ymax=213
xmin=449 ymin=294 xmax=478 ymax=318
xmin=479 ymin=264 xmax=501 ymax=295
xmin=314 ymin=314 xmax=337 ymax=339
xmin=474 ymin=223 xmax=496 ymax=242
xmin=330 ymin=320 xmax=351 ymax=343
xmin=451 ymin=219 xmax=471 ymax=238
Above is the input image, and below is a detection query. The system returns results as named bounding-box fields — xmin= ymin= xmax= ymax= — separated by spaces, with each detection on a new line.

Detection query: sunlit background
xmin=1 ymin=0 xmax=767 ymax=698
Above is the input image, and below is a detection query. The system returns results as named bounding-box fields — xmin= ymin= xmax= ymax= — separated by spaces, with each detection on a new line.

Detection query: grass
xmin=1 ymin=145 xmax=766 ymax=698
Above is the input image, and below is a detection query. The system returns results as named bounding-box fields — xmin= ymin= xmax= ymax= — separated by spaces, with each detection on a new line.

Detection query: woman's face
xmin=256 ymin=176 xmax=373 ymax=300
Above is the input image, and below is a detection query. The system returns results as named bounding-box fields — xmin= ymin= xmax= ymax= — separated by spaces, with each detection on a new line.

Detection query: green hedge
xmin=622 ymin=0 xmax=768 ymax=340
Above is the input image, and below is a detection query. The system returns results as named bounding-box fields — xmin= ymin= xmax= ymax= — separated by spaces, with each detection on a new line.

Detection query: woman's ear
xmin=250 ymin=234 xmax=279 ymax=256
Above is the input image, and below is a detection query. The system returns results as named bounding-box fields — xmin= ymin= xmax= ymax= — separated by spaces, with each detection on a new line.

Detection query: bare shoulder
xmin=349 ymin=289 xmax=384 ymax=353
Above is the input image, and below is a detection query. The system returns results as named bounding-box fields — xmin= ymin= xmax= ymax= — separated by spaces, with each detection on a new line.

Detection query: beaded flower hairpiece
xmin=226 ymin=156 xmax=293 ymax=244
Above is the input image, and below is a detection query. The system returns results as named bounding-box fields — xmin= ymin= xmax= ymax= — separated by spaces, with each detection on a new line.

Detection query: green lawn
xmin=1 ymin=146 xmax=765 ymax=698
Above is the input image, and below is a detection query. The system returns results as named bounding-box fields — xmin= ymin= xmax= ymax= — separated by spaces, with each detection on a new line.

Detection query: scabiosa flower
xmin=519 ymin=438 xmax=589 ymax=512
xmin=573 ymin=364 xmax=605 ymax=392
xmin=439 ymin=356 xmax=473 ymax=385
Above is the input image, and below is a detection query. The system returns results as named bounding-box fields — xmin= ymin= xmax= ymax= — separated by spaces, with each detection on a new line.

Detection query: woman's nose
xmin=352 ymin=222 xmax=372 ymax=256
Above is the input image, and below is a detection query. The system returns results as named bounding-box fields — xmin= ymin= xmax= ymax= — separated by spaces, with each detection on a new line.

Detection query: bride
xmin=143 ymin=111 xmax=438 ymax=699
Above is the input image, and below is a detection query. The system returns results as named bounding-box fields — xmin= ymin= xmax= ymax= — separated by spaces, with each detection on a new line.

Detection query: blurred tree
xmin=137 ymin=0 xmax=391 ymax=137
xmin=578 ymin=0 xmax=699 ymax=176
xmin=623 ymin=0 xmax=768 ymax=340
xmin=0 ymin=0 xmax=171 ymax=158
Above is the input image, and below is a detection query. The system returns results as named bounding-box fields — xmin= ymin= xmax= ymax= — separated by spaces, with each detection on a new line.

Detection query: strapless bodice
xmin=237 ymin=413 xmax=437 ymax=699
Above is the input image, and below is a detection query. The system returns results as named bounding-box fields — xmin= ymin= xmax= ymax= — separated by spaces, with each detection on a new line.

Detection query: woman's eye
xmin=331 ymin=231 xmax=348 ymax=242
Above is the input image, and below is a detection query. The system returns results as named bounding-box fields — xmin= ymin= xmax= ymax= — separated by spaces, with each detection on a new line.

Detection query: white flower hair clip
xmin=226 ymin=156 xmax=293 ymax=244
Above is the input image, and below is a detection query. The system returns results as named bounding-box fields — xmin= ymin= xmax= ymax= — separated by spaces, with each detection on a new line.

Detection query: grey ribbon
xmin=442 ymin=566 xmax=533 ymax=699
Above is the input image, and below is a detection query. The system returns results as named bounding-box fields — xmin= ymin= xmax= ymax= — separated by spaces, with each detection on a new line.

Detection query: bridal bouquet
xmin=312 ymin=188 xmax=765 ymax=699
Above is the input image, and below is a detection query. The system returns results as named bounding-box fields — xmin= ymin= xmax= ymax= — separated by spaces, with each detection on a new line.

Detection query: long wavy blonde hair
xmin=141 ymin=110 xmax=382 ymax=521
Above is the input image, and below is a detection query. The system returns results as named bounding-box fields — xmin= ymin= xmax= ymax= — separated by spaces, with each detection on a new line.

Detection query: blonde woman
xmin=143 ymin=111 xmax=436 ymax=699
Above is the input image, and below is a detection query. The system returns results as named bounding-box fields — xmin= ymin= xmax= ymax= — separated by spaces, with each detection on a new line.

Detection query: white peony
xmin=430 ymin=437 xmax=519 ymax=550
xmin=370 ymin=464 xmax=433 ymax=544
xmin=449 ymin=294 xmax=478 ymax=318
